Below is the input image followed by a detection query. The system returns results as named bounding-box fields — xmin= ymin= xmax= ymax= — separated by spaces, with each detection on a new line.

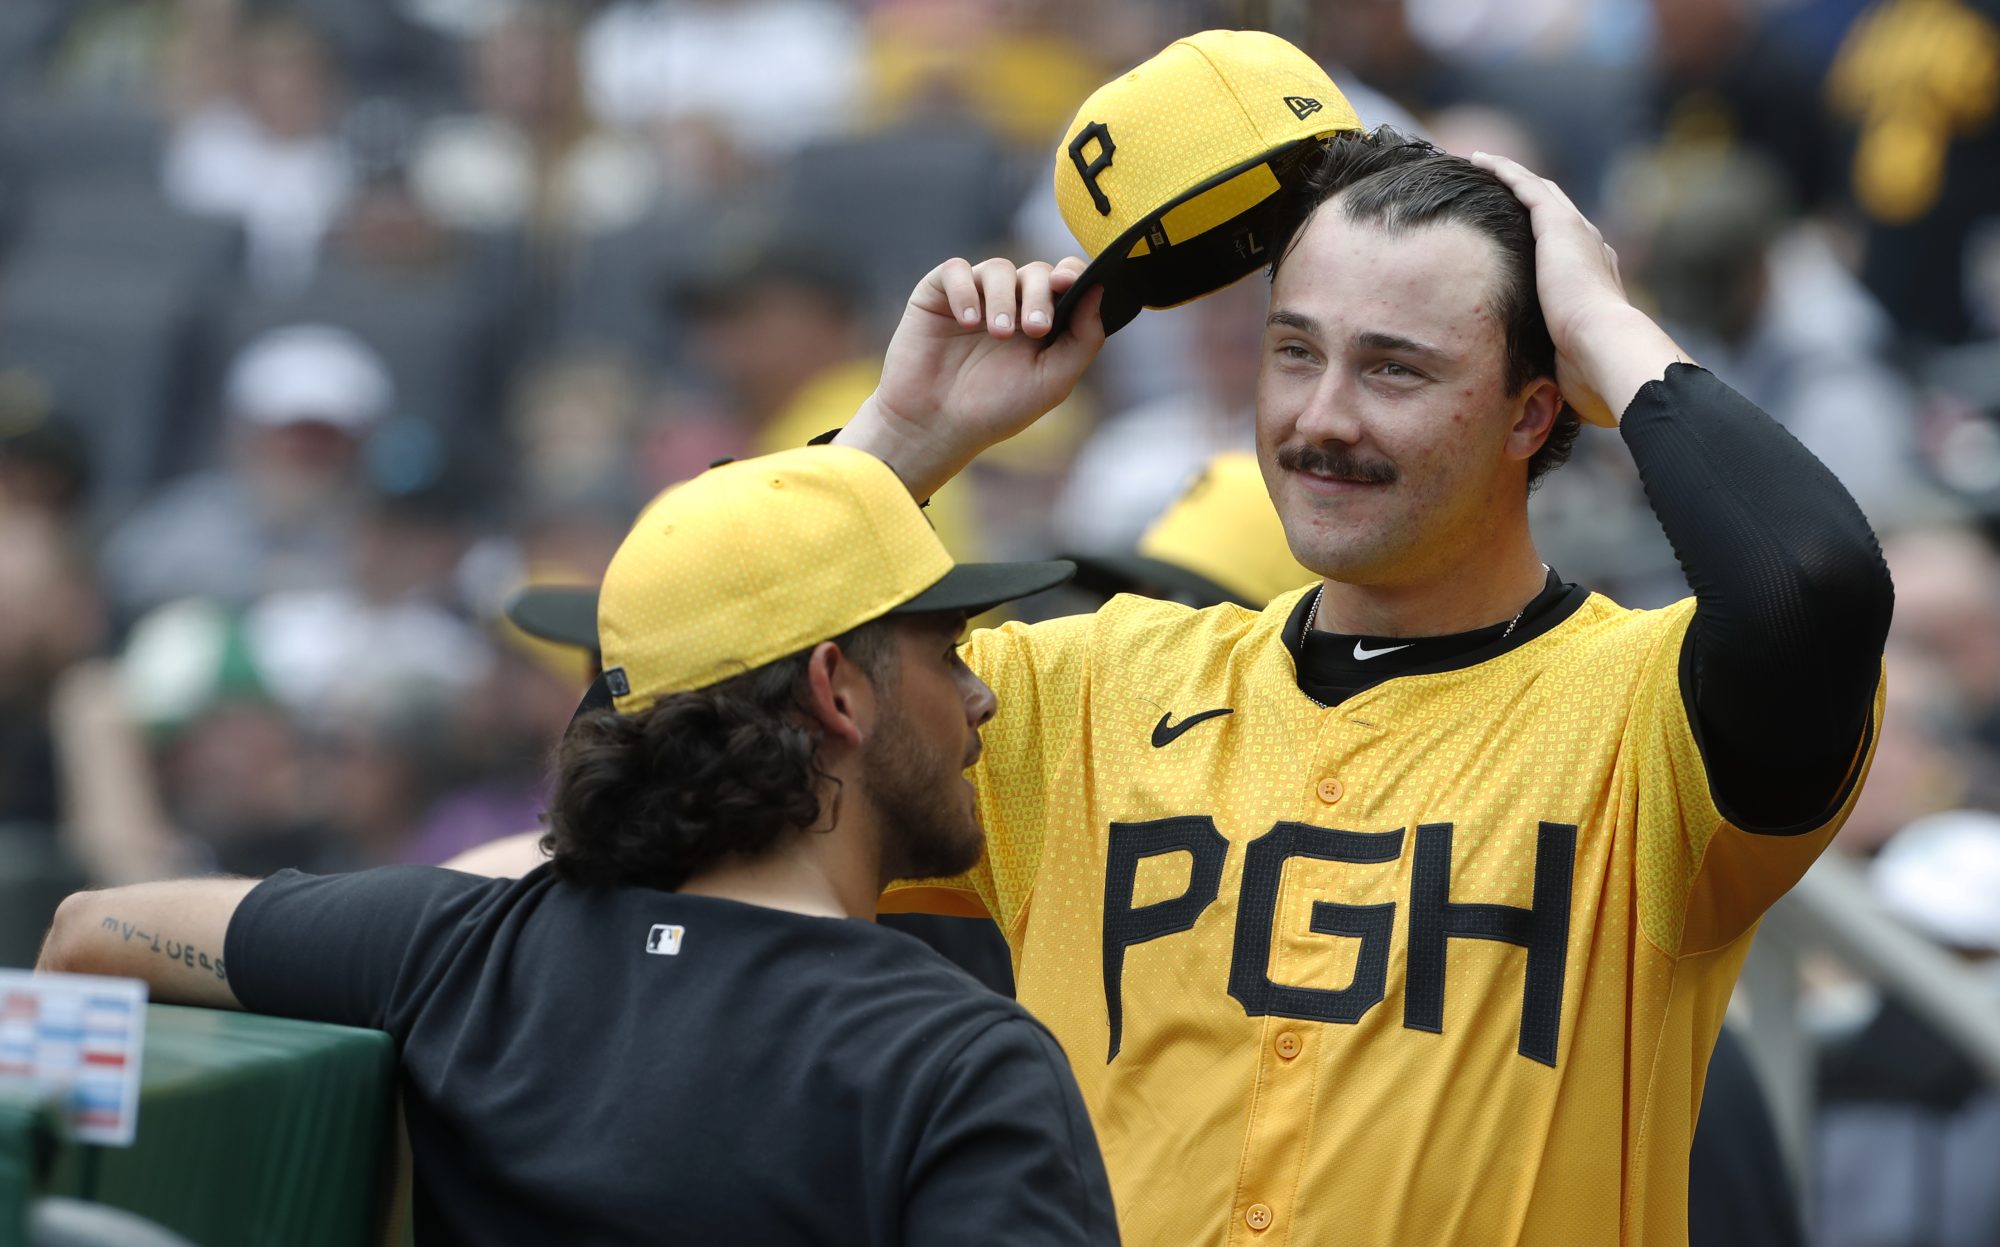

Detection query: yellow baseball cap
xmin=595 ymin=447 xmax=1073 ymax=712
xmin=1051 ymin=30 xmax=1362 ymax=337
xmin=1070 ymin=453 xmax=1316 ymax=607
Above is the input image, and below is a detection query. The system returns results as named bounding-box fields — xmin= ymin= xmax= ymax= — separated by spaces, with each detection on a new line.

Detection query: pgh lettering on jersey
xmin=885 ymin=586 xmax=1883 ymax=1246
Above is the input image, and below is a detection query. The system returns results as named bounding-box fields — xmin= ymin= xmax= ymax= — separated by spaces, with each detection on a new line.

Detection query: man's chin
xmin=888 ymin=806 xmax=987 ymax=881
xmin=934 ymin=820 xmax=986 ymax=878
xmin=1283 ymin=523 xmax=1408 ymax=583
xmin=899 ymin=843 xmax=983 ymax=883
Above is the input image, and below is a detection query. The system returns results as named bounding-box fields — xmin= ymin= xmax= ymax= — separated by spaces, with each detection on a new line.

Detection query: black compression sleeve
xmin=1619 ymin=364 xmax=1893 ymax=832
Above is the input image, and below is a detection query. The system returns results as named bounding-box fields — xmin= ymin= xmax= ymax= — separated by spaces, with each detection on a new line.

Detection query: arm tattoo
xmin=100 ymin=915 xmax=228 ymax=982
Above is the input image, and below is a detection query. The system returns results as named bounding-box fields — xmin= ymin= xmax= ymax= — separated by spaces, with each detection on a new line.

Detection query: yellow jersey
xmin=885 ymin=584 xmax=1882 ymax=1246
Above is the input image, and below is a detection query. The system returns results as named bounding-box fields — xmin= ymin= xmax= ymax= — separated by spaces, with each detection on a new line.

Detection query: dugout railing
xmin=1738 ymin=850 xmax=2000 ymax=1212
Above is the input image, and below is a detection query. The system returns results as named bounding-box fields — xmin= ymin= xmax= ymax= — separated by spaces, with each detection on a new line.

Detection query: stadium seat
xmin=0 ymin=97 xmax=164 ymax=194
xmin=15 ymin=187 xmax=241 ymax=297
xmin=0 ymin=256 xmax=200 ymax=521
xmin=0 ymin=6 xmax=66 ymax=91
xmin=282 ymin=0 xmax=460 ymax=109
xmin=552 ymin=199 xmax=739 ymax=380
xmin=772 ymin=122 xmax=1028 ymax=319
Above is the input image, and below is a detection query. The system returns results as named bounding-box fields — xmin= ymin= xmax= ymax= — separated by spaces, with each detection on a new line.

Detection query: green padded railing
xmin=12 ymin=1004 xmax=398 ymax=1247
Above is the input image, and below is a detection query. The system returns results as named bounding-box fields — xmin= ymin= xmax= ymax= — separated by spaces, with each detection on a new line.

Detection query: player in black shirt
xmin=38 ymin=448 xmax=1119 ymax=1246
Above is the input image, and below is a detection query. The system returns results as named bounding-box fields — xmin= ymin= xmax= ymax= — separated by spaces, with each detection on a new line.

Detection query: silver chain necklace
xmin=1297 ymin=567 xmax=1547 ymax=710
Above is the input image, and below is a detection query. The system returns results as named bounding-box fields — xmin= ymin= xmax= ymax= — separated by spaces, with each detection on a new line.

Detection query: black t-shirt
xmin=224 ymin=866 xmax=1118 ymax=1246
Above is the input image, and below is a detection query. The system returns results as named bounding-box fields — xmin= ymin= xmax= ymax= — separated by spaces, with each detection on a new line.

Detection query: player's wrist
xmin=834 ymin=396 xmax=966 ymax=501
xmin=1569 ymin=307 xmax=1692 ymax=425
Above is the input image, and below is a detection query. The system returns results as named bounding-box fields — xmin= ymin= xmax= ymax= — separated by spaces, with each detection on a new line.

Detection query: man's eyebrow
xmin=1267 ymin=309 xmax=1320 ymax=336
xmin=1269 ymin=313 xmax=1454 ymax=363
xmin=1355 ymin=330 xmax=1451 ymax=362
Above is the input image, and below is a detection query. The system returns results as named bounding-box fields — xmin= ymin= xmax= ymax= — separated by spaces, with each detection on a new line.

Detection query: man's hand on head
xmin=838 ymin=256 xmax=1107 ymax=500
xmin=1471 ymin=151 xmax=1694 ymax=427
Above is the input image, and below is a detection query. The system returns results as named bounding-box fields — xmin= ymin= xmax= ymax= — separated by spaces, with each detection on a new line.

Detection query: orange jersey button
xmin=1274 ymin=1031 xmax=1302 ymax=1060
xmin=1245 ymin=1203 xmax=1274 ymax=1232
xmin=1315 ymin=776 xmax=1344 ymax=804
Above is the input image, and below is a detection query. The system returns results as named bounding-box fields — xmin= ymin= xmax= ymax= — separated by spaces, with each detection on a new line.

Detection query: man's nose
xmin=964 ymin=671 xmax=997 ymax=729
xmin=1292 ymin=372 xmax=1364 ymax=445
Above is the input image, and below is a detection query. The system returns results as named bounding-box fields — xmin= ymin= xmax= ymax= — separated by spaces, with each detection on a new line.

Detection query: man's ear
xmin=1505 ymin=377 xmax=1563 ymax=464
xmin=801 ymin=639 xmax=876 ymax=750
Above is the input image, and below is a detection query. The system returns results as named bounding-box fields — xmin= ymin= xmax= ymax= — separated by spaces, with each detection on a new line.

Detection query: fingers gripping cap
xmin=597 ymin=447 xmax=1069 ymax=712
xmin=1052 ymin=30 xmax=1362 ymax=336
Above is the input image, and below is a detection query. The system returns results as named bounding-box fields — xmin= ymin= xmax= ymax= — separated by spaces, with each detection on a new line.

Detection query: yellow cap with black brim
xmin=595 ymin=447 xmax=1072 ymax=714
xmin=1049 ymin=30 xmax=1362 ymax=338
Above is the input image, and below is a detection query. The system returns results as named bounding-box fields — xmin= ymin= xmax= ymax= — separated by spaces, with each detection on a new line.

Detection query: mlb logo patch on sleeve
xmin=645 ymin=924 xmax=685 ymax=956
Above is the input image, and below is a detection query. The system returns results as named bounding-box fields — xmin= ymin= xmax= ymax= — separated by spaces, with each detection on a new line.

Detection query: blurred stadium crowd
xmin=3 ymin=0 xmax=2000 ymax=1240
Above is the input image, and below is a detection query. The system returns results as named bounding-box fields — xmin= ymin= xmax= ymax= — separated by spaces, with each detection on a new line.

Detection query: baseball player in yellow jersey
xmin=844 ymin=30 xmax=1894 ymax=1247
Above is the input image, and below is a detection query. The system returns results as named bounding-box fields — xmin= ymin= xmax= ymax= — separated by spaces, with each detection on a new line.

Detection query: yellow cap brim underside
xmin=1125 ymin=161 xmax=1284 ymax=259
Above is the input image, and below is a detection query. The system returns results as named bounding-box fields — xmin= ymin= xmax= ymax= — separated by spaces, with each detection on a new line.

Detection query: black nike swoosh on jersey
xmin=1151 ymin=708 xmax=1235 ymax=747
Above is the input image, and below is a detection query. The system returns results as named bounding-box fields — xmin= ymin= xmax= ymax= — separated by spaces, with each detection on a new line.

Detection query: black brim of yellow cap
xmin=565 ymin=559 xmax=1075 ymax=727
xmin=538 ymin=561 xmax=1073 ymax=665
xmin=1067 ymin=554 xmax=1250 ymax=609
xmin=892 ymin=560 xmax=1076 ymax=617
xmin=506 ymin=585 xmax=601 ymax=652
xmin=1050 ymin=139 xmax=1329 ymax=339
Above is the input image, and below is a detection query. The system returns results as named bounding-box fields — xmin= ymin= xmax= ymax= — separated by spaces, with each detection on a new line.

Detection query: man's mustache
xmin=1277 ymin=443 xmax=1398 ymax=485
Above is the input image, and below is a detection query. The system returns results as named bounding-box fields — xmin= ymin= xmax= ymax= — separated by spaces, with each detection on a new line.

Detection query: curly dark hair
xmin=543 ymin=620 xmax=896 ymax=891
xmin=1268 ymin=127 xmax=1581 ymax=490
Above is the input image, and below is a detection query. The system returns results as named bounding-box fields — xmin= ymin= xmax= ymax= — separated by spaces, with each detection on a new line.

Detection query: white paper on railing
xmin=0 ymin=969 xmax=148 ymax=1146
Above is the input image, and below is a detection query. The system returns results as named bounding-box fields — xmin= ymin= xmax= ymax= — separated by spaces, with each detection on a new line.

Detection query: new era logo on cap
xmin=1286 ymin=95 xmax=1323 ymax=120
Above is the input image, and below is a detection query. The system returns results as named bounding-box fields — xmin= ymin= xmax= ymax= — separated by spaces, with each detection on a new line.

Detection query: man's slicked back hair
xmin=1268 ymin=127 xmax=1580 ymax=488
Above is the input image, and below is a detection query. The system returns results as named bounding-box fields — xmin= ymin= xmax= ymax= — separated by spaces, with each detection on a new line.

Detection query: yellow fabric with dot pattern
xmin=1054 ymin=31 xmax=1359 ymax=261
xmin=597 ymin=446 xmax=953 ymax=710
xmin=886 ymin=587 xmax=1882 ymax=1246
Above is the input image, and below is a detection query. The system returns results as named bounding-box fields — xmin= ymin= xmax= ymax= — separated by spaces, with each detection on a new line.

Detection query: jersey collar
xmin=1281 ymin=568 xmax=1590 ymax=706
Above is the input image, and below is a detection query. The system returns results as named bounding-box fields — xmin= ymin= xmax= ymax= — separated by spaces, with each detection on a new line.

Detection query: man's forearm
xmin=37 ymin=879 xmax=257 ymax=1009
xmin=1573 ymin=306 xmax=1696 ymax=427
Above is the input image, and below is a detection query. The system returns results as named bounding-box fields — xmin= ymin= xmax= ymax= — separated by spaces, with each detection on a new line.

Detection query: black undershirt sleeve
xmin=1619 ymin=364 xmax=1893 ymax=832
